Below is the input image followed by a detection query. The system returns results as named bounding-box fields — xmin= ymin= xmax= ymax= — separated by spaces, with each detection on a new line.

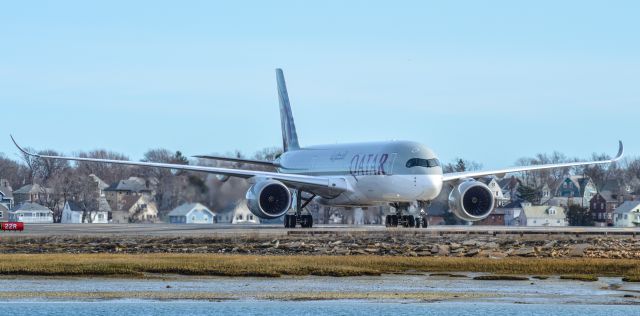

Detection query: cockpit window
xmin=406 ymin=158 xmax=440 ymax=168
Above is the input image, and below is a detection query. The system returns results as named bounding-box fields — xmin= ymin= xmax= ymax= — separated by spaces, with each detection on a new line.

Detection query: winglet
xmin=614 ymin=140 xmax=624 ymax=161
xmin=10 ymin=135 xmax=39 ymax=157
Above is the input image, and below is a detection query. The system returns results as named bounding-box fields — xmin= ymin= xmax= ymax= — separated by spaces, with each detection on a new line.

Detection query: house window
xmin=192 ymin=216 xmax=195 ymax=221
xmin=624 ymin=214 xmax=628 ymax=220
xmin=0 ymin=211 xmax=3 ymax=218
xmin=238 ymin=214 xmax=243 ymax=220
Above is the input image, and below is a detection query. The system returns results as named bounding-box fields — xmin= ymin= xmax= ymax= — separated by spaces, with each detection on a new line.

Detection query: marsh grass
xmin=559 ymin=275 xmax=599 ymax=282
xmin=0 ymin=254 xmax=639 ymax=278
xmin=473 ymin=275 xmax=529 ymax=281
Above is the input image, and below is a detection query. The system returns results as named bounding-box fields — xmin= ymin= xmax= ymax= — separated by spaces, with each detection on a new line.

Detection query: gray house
xmin=9 ymin=202 xmax=54 ymax=223
xmin=167 ymin=203 xmax=215 ymax=224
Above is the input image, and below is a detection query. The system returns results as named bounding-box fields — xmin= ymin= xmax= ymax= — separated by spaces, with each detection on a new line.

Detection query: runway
xmin=4 ymin=223 xmax=640 ymax=237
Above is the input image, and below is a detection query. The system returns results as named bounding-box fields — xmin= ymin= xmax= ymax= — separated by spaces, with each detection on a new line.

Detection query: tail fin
xmin=276 ymin=68 xmax=300 ymax=151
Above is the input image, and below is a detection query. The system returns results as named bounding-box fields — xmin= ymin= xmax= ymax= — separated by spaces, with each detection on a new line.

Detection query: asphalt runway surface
xmin=4 ymin=223 xmax=640 ymax=237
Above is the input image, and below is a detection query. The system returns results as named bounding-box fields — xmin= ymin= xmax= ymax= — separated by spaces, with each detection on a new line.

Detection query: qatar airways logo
xmin=349 ymin=153 xmax=389 ymax=176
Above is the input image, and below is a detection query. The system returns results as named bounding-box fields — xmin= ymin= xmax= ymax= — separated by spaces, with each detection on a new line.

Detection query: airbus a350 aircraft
xmin=12 ymin=69 xmax=624 ymax=228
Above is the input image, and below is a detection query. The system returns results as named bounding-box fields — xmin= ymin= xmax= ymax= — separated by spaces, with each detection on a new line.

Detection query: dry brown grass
xmin=0 ymin=254 xmax=639 ymax=278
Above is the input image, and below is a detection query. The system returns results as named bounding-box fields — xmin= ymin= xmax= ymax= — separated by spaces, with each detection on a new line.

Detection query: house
xmin=111 ymin=195 xmax=158 ymax=224
xmin=13 ymin=184 xmax=53 ymax=205
xmin=0 ymin=179 xmax=14 ymax=210
xmin=498 ymin=176 xmax=522 ymax=202
xmin=61 ymin=200 xmax=109 ymax=224
xmin=490 ymin=200 xmax=524 ymax=226
xmin=479 ymin=177 xmax=510 ymax=207
xmin=613 ymin=201 xmax=640 ymax=228
xmin=476 ymin=208 xmax=506 ymax=225
xmin=590 ymin=193 xmax=615 ymax=227
xmin=555 ymin=176 xmax=597 ymax=208
xmin=9 ymin=202 xmax=54 ymax=223
xmin=520 ymin=203 xmax=566 ymax=226
xmin=167 ymin=203 xmax=216 ymax=224
xmin=0 ymin=204 xmax=8 ymax=222
xmin=231 ymin=202 xmax=260 ymax=224
xmin=104 ymin=177 xmax=155 ymax=213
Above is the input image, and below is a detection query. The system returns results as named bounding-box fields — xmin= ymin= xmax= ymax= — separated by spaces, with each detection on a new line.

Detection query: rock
xmin=408 ymin=251 xmax=418 ymax=257
xmin=482 ymin=242 xmax=498 ymax=250
xmin=512 ymin=247 xmax=536 ymax=257
xmin=450 ymin=243 xmax=462 ymax=250
xmin=465 ymin=248 xmax=480 ymax=257
xmin=541 ymin=241 xmax=556 ymax=250
xmin=437 ymin=245 xmax=450 ymax=256
xmin=430 ymin=245 xmax=440 ymax=253
xmin=273 ymin=240 xmax=280 ymax=249
xmin=568 ymin=244 xmax=590 ymax=257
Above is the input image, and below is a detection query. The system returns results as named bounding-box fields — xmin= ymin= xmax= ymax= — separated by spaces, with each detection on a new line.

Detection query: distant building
xmin=0 ymin=179 xmax=14 ymax=210
xmin=9 ymin=202 xmax=54 ymax=223
xmin=111 ymin=195 xmax=158 ymax=224
xmin=479 ymin=177 xmax=510 ymax=207
xmin=13 ymin=184 xmax=53 ymax=205
xmin=555 ymin=176 xmax=597 ymax=208
xmin=61 ymin=200 xmax=109 ymax=224
xmin=0 ymin=204 xmax=8 ymax=222
xmin=498 ymin=176 xmax=522 ymax=202
xmin=104 ymin=177 xmax=154 ymax=213
xmin=167 ymin=203 xmax=216 ymax=224
xmin=613 ymin=201 xmax=640 ymax=228
xmin=476 ymin=208 xmax=506 ymax=226
xmin=231 ymin=202 xmax=260 ymax=224
xmin=520 ymin=203 xmax=566 ymax=226
xmin=590 ymin=193 xmax=615 ymax=227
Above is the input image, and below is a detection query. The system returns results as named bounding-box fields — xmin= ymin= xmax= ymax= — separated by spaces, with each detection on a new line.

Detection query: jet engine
xmin=448 ymin=179 xmax=495 ymax=222
xmin=246 ymin=179 xmax=292 ymax=219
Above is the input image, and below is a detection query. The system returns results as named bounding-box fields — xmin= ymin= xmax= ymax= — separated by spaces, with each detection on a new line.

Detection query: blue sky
xmin=1 ymin=1 xmax=638 ymax=169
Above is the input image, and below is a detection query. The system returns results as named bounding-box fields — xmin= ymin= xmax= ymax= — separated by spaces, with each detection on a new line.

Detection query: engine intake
xmin=246 ymin=179 xmax=292 ymax=219
xmin=448 ymin=180 xmax=495 ymax=221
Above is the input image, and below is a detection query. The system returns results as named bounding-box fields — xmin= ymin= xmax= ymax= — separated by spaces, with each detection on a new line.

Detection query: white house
xmin=231 ymin=202 xmax=260 ymax=224
xmin=480 ymin=177 xmax=510 ymax=207
xmin=520 ymin=203 xmax=567 ymax=227
xmin=167 ymin=203 xmax=216 ymax=224
xmin=61 ymin=200 xmax=109 ymax=224
xmin=613 ymin=201 xmax=640 ymax=227
xmin=9 ymin=202 xmax=53 ymax=223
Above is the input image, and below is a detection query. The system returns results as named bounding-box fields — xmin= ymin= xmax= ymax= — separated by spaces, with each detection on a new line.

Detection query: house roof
xmin=0 ymin=204 xmax=8 ymax=212
xmin=0 ymin=185 xmax=13 ymax=198
xmin=498 ymin=176 xmax=521 ymax=190
xmin=13 ymin=184 xmax=53 ymax=195
xmin=66 ymin=201 xmax=84 ymax=212
xmin=89 ymin=174 xmax=109 ymax=190
xmin=168 ymin=203 xmax=214 ymax=217
xmin=105 ymin=177 xmax=152 ymax=193
xmin=12 ymin=202 xmax=52 ymax=213
xmin=614 ymin=201 xmax=640 ymax=214
xmin=120 ymin=195 xmax=143 ymax=212
xmin=522 ymin=205 xmax=565 ymax=219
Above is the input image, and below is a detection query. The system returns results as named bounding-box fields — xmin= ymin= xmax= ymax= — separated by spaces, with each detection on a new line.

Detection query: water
xmin=1 ymin=300 xmax=638 ymax=316
xmin=1 ymin=275 xmax=639 ymax=315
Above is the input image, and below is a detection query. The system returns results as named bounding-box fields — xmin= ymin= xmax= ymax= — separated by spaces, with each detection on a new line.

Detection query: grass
xmin=0 ymin=254 xmax=639 ymax=278
xmin=559 ymin=275 xmax=599 ymax=282
xmin=532 ymin=276 xmax=550 ymax=280
xmin=473 ymin=275 xmax=529 ymax=281
xmin=622 ymin=275 xmax=640 ymax=282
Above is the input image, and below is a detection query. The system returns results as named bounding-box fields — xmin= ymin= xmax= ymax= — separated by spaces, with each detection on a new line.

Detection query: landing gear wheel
xmin=286 ymin=215 xmax=297 ymax=228
xmin=408 ymin=216 xmax=416 ymax=227
xmin=284 ymin=215 xmax=291 ymax=228
xmin=300 ymin=215 xmax=313 ymax=228
xmin=421 ymin=217 xmax=428 ymax=228
xmin=391 ymin=215 xmax=398 ymax=227
xmin=415 ymin=218 xmax=421 ymax=228
xmin=385 ymin=215 xmax=391 ymax=227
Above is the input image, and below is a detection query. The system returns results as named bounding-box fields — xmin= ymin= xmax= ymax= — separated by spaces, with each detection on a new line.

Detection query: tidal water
xmin=1 ymin=274 xmax=639 ymax=315
xmin=2 ymin=300 xmax=639 ymax=316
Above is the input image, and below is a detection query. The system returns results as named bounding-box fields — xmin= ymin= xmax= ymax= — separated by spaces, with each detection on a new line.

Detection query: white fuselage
xmin=275 ymin=141 xmax=444 ymax=206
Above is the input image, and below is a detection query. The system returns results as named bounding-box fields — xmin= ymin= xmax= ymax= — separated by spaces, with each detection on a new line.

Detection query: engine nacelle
xmin=246 ymin=179 xmax=292 ymax=219
xmin=448 ymin=180 xmax=495 ymax=222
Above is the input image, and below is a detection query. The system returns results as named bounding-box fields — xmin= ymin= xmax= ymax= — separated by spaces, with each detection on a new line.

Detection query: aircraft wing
xmin=442 ymin=141 xmax=624 ymax=182
xmin=11 ymin=136 xmax=350 ymax=193
xmin=193 ymin=154 xmax=278 ymax=167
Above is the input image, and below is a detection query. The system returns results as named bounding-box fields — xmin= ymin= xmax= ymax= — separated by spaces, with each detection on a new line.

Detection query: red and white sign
xmin=1 ymin=222 xmax=24 ymax=231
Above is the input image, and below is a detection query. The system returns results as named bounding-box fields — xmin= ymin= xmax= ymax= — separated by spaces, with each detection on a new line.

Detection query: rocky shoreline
xmin=1 ymin=233 xmax=640 ymax=259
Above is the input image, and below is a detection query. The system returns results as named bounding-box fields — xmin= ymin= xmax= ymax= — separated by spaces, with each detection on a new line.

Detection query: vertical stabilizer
xmin=276 ymin=68 xmax=300 ymax=151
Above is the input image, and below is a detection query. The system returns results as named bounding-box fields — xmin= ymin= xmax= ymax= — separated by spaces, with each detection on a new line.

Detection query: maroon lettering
xmin=349 ymin=155 xmax=359 ymax=176
xmin=378 ymin=153 xmax=389 ymax=175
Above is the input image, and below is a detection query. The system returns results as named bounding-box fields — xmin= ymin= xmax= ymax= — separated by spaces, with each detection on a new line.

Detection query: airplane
xmin=11 ymin=69 xmax=624 ymax=228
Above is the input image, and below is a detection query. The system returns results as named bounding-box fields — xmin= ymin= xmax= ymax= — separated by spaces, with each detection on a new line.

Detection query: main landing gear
xmin=284 ymin=190 xmax=316 ymax=228
xmin=385 ymin=202 xmax=429 ymax=228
